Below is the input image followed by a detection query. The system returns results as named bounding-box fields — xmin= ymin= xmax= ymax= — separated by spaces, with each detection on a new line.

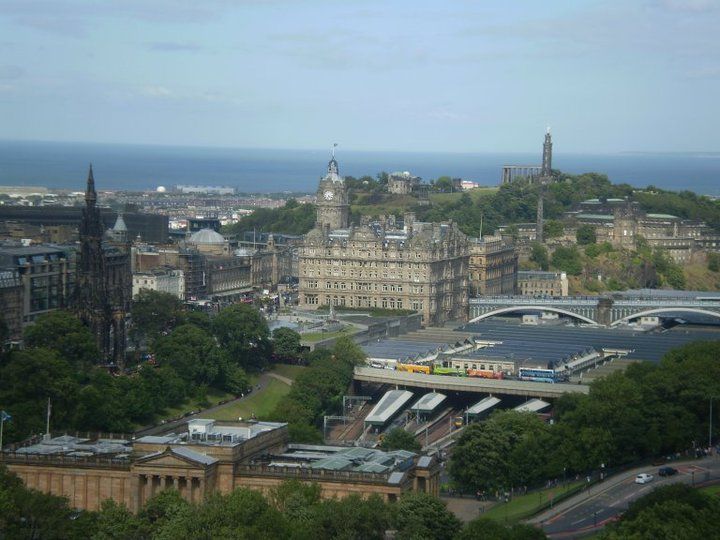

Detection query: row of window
xmin=301 ymin=258 xmax=430 ymax=269
xmin=303 ymin=295 xmax=426 ymax=310
xmin=304 ymin=281 xmax=430 ymax=294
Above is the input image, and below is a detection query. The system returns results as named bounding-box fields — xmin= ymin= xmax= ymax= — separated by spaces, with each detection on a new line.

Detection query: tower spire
xmin=85 ymin=164 xmax=97 ymax=206
xmin=328 ymin=144 xmax=339 ymax=176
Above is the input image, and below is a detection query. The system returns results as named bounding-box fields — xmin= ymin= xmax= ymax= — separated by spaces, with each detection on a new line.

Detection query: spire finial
xmin=328 ymin=144 xmax=339 ymax=176
xmin=546 ymin=125 xmax=551 ymax=134
xmin=85 ymin=163 xmax=97 ymax=205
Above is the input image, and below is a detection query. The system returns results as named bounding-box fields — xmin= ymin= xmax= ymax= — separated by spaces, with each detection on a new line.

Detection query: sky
xmin=0 ymin=0 xmax=719 ymax=154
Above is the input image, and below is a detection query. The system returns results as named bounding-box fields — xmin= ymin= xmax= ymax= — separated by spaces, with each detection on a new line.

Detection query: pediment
xmin=136 ymin=454 xmax=199 ymax=468
xmin=134 ymin=446 xmax=216 ymax=469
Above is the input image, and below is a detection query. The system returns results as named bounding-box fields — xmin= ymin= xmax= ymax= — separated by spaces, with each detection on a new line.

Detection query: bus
xmin=396 ymin=363 xmax=431 ymax=375
xmin=518 ymin=367 xmax=568 ymax=383
xmin=433 ymin=366 xmax=467 ymax=377
xmin=467 ymin=369 xmax=504 ymax=380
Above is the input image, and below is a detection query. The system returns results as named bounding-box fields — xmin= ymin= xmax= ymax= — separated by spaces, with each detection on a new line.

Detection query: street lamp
xmin=709 ymin=396 xmax=715 ymax=451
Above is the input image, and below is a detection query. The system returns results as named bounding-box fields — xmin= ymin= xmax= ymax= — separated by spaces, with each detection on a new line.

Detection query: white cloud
xmin=141 ymin=85 xmax=172 ymax=98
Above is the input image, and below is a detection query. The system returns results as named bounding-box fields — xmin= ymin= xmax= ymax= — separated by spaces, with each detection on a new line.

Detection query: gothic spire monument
xmin=73 ymin=165 xmax=131 ymax=367
xmin=536 ymin=128 xmax=553 ymax=243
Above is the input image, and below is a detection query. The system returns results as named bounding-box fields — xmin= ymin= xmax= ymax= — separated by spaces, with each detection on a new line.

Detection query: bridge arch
xmin=610 ymin=307 xmax=720 ymax=326
xmin=468 ymin=306 xmax=598 ymax=325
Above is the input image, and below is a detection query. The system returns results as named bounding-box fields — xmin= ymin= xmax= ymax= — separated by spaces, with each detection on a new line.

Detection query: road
xmin=530 ymin=455 xmax=720 ymax=538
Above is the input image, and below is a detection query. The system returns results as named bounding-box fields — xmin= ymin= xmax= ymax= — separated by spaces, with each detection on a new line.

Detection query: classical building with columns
xmin=1 ymin=419 xmax=440 ymax=512
xmin=299 ymin=157 xmax=470 ymax=326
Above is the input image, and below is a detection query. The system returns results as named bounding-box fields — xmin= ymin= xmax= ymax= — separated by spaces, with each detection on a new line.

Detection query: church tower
xmin=315 ymin=148 xmax=349 ymax=230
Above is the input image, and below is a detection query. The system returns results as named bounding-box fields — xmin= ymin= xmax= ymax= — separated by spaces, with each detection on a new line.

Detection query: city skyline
xmin=1 ymin=0 xmax=719 ymax=153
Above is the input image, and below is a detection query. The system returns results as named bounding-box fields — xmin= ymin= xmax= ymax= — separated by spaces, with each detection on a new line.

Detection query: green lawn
xmin=301 ymin=328 xmax=356 ymax=342
xmin=429 ymin=187 xmax=497 ymax=204
xmin=482 ymin=481 xmax=584 ymax=523
xmin=699 ymin=484 xmax=720 ymax=496
xmin=271 ymin=364 xmax=306 ymax=379
xmin=159 ymin=388 xmax=236 ymax=421
xmin=207 ymin=378 xmax=291 ymax=421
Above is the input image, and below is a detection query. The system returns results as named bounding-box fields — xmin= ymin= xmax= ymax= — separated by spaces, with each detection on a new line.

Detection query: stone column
xmin=173 ymin=476 xmax=180 ymax=490
xmin=143 ymin=475 xmax=153 ymax=504
xmin=198 ymin=478 xmax=206 ymax=502
xmin=189 ymin=477 xmax=197 ymax=503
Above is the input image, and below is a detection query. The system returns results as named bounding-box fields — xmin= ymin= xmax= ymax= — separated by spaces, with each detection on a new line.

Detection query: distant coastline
xmin=1 ymin=139 xmax=719 ymax=196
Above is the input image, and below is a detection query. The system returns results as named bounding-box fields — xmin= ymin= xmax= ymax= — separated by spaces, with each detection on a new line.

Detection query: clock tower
xmin=316 ymin=153 xmax=349 ymax=230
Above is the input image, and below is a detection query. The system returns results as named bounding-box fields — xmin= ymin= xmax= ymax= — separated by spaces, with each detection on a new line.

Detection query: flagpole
xmin=45 ymin=398 xmax=52 ymax=440
xmin=0 ymin=410 xmax=9 ymax=451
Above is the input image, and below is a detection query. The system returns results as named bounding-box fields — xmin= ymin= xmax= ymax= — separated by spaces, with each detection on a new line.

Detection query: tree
xmin=449 ymin=411 xmax=555 ymax=492
xmin=708 ymin=252 xmax=720 ymax=272
xmin=543 ymin=219 xmax=564 ymax=239
xmin=600 ymin=484 xmax=720 ymax=539
xmin=379 ymin=428 xmax=421 ymax=452
xmin=223 ymin=199 xmax=316 ymax=237
xmin=530 ymin=242 xmax=549 ymax=271
xmin=272 ymin=327 xmax=302 ymax=360
xmin=434 ymin=176 xmax=455 ymax=193
xmin=152 ymin=489 xmax=288 ymax=540
xmin=269 ymin=480 xmax=321 ymax=521
xmin=92 ymin=499 xmax=147 ymax=540
xmin=310 ymin=494 xmax=392 ymax=540
xmin=394 ymin=492 xmax=462 ymax=540
xmin=130 ymin=290 xmax=186 ymax=346
xmin=458 ymin=518 xmax=547 ymax=540
xmin=576 ymin=224 xmax=597 ymax=245
xmin=23 ymin=311 xmax=99 ymax=367
xmin=154 ymin=324 xmax=228 ymax=387
xmin=212 ymin=303 xmax=272 ymax=371
xmin=0 ymin=465 xmax=89 ymax=540
xmin=551 ymin=246 xmax=583 ymax=275
xmin=0 ymin=348 xmax=80 ymax=442
xmin=332 ymin=336 xmax=366 ymax=366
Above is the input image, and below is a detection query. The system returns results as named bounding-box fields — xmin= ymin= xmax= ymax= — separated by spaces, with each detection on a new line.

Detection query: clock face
xmin=323 ymin=190 xmax=334 ymax=201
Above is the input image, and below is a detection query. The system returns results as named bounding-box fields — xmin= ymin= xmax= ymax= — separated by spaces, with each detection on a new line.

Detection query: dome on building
xmin=189 ymin=228 xmax=226 ymax=244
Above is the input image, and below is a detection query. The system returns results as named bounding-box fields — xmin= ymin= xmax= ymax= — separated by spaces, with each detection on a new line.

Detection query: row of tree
xmin=0 ymin=292 xmax=277 ymax=443
xmin=528 ymin=238 xmax=687 ymax=291
xmin=0 ymin=467 xmax=546 ymax=540
xmin=450 ymin=341 xmax=720 ymax=493
xmin=270 ymin=337 xmax=366 ymax=442
xmin=600 ymin=484 xmax=720 ymax=539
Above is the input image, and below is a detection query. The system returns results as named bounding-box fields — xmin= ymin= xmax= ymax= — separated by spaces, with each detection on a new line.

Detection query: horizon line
xmin=1 ymin=137 xmax=718 ymax=157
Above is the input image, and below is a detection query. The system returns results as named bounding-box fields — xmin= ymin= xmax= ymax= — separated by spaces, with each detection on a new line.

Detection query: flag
xmin=0 ymin=410 xmax=11 ymax=422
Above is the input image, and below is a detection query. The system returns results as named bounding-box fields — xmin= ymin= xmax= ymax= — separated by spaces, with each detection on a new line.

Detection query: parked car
xmin=658 ymin=466 xmax=678 ymax=477
xmin=635 ymin=473 xmax=654 ymax=484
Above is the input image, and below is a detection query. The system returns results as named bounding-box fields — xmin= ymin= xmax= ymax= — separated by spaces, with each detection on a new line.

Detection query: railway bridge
xmin=468 ymin=294 xmax=720 ymax=326
xmin=353 ymin=367 xmax=589 ymax=399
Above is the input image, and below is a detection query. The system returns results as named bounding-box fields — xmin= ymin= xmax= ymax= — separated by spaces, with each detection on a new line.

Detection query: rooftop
xmin=459 ymin=318 xmax=720 ymax=363
xmin=189 ymin=228 xmax=226 ymax=244
xmin=267 ymin=444 xmax=419 ymax=475
xmin=365 ymin=390 xmax=414 ymax=425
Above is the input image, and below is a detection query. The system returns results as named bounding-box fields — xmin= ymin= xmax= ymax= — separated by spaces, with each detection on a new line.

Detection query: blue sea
xmin=0 ymin=140 xmax=719 ymax=195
